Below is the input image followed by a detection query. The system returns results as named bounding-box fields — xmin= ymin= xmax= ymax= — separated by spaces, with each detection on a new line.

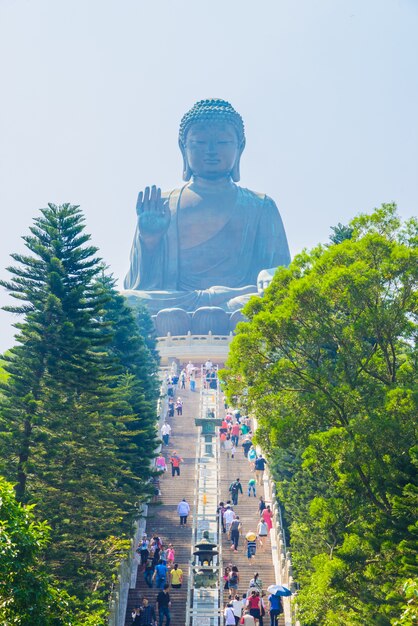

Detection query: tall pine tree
xmin=0 ymin=204 xmax=159 ymax=604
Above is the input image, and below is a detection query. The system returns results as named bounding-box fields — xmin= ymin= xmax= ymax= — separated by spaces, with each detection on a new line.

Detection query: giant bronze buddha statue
xmin=123 ymin=99 xmax=290 ymax=335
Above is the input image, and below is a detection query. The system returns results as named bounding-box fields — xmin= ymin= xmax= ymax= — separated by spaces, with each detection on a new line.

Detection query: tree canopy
xmin=222 ymin=204 xmax=417 ymax=626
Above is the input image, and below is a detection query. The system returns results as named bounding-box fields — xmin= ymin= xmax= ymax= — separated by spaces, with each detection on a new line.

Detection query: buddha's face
xmin=183 ymin=122 xmax=243 ymax=180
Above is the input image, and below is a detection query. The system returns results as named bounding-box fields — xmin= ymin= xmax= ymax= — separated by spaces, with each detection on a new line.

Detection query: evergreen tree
xmin=134 ymin=301 xmax=160 ymax=365
xmin=93 ymin=272 xmax=160 ymax=488
xmin=0 ymin=203 xmax=106 ymax=500
xmin=0 ymin=204 xmax=158 ymax=605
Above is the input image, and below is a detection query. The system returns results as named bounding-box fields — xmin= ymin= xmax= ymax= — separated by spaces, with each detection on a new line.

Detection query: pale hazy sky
xmin=1 ymin=0 xmax=417 ymax=353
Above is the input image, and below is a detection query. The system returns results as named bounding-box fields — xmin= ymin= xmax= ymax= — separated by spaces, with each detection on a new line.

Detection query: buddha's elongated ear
xmin=179 ymin=139 xmax=192 ymax=181
xmin=231 ymin=138 xmax=246 ymax=182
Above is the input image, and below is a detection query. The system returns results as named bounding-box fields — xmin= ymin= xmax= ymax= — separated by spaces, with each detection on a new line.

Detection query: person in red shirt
xmin=170 ymin=451 xmax=184 ymax=477
xmin=231 ymin=422 xmax=240 ymax=446
xmin=220 ymin=419 xmax=228 ymax=434
xmin=246 ymin=591 xmax=261 ymax=623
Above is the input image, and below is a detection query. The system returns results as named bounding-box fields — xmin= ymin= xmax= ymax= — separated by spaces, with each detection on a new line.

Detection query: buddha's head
xmin=179 ymin=99 xmax=246 ymax=182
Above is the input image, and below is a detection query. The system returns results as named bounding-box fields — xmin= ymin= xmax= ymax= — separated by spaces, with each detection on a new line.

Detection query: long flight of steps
xmin=125 ymin=380 xmax=199 ymax=625
xmin=220 ymin=428 xmax=285 ymax=626
xmin=124 ymin=369 xmax=285 ymax=625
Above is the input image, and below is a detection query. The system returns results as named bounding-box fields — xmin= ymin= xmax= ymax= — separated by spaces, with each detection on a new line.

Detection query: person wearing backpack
xmin=268 ymin=593 xmax=283 ymax=625
xmin=230 ymin=516 xmax=242 ymax=552
xmin=229 ymin=478 xmax=243 ymax=505
xmin=228 ymin=566 xmax=240 ymax=592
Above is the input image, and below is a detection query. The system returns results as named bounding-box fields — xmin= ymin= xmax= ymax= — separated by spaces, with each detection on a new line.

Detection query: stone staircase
xmin=220 ymin=434 xmax=285 ymax=626
xmin=125 ymin=382 xmax=199 ymax=626
xmin=124 ymin=370 xmax=285 ymax=625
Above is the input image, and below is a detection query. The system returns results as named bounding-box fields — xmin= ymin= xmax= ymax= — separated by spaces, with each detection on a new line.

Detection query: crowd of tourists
xmin=218 ymin=405 xmax=283 ymax=625
xmin=130 ymin=361 xmax=286 ymax=626
xmin=132 ymin=532 xmax=184 ymax=625
xmin=131 ymin=365 xmax=190 ymax=625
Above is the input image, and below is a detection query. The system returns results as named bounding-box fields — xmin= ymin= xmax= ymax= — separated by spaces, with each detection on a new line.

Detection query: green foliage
xmin=392 ymin=579 xmax=418 ymax=626
xmin=0 ymin=477 xmax=72 ymax=625
xmin=223 ymin=204 xmax=418 ymax=625
xmin=329 ymin=222 xmax=354 ymax=244
xmin=133 ymin=301 xmax=160 ymax=365
xmin=0 ymin=357 xmax=9 ymax=385
xmin=0 ymin=204 xmax=159 ymax=621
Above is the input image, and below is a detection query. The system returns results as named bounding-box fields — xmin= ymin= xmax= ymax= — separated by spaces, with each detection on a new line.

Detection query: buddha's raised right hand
xmin=136 ymin=185 xmax=171 ymax=244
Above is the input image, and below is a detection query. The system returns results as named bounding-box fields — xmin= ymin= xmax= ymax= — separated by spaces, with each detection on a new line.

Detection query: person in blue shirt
xmin=153 ymin=559 xmax=168 ymax=589
xmin=254 ymin=455 xmax=267 ymax=485
xmin=268 ymin=593 xmax=283 ymax=625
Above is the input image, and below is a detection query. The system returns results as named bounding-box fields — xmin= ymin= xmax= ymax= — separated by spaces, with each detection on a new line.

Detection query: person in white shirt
xmin=257 ymin=519 xmax=269 ymax=551
xmin=186 ymin=361 xmax=194 ymax=376
xmin=223 ymin=505 xmax=236 ymax=536
xmin=205 ymin=359 xmax=213 ymax=371
xmin=161 ymin=422 xmax=172 ymax=446
xmin=177 ymin=498 xmax=191 ymax=526
xmin=232 ymin=594 xmax=244 ymax=623
xmin=224 ymin=435 xmax=233 ymax=458
xmin=224 ymin=603 xmax=236 ymax=626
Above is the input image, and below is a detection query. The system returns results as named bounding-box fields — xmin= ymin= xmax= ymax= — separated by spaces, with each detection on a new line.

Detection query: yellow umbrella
xmin=246 ymin=531 xmax=257 ymax=541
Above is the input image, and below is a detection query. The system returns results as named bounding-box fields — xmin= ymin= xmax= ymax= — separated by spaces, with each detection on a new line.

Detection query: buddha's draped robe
xmin=123 ymin=186 xmax=290 ymax=313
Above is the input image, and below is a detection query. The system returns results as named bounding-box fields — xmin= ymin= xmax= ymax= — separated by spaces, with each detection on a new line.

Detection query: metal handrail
xmin=185 ymin=427 xmax=201 ymax=626
xmin=277 ymin=501 xmax=287 ymax=556
xmin=216 ymin=430 xmax=223 ymax=626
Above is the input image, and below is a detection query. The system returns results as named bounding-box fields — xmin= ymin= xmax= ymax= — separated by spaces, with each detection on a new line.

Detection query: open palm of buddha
xmin=123 ymin=99 xmax=290 ymax=335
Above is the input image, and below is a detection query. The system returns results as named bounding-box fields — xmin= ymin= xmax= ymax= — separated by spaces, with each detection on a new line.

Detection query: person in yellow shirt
xmin=170 ymin=563 xmax=183 ymax=588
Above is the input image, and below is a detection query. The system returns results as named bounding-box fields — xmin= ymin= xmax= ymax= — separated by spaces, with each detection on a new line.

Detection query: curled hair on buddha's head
xmin=179 ymin=99 xmax=245 ymax=144
xmin=179 ymin=98 xmax=246 ymax=182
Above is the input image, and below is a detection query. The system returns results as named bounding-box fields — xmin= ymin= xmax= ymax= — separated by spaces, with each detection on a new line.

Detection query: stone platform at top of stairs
xmin=157 ymin=332 xmax=234 ymax=365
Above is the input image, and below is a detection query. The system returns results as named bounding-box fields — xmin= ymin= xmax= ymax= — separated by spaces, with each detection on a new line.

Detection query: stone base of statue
xmin=124 ymin=293 xmax=248 ymax=337
xmin=124 ymin=298 xmax=248 ymax=365
xmin=154 ymin=306 xmax=246 ymax=336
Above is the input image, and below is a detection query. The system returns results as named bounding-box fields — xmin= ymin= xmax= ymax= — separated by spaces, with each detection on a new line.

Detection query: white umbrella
xmin=267 ymin=584 xmax=292 ymax=596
